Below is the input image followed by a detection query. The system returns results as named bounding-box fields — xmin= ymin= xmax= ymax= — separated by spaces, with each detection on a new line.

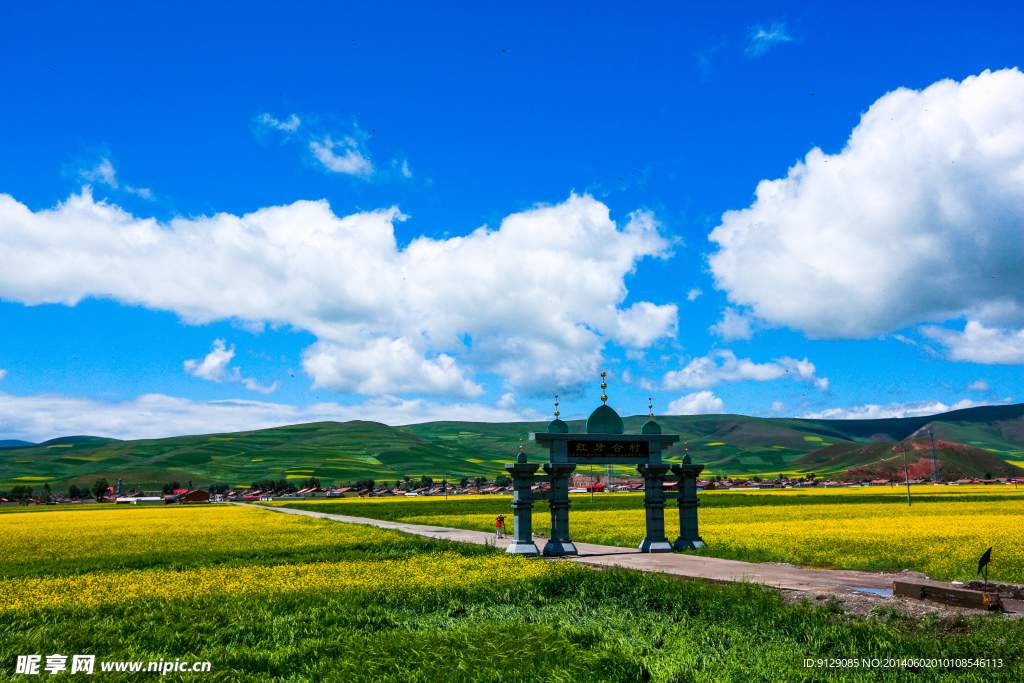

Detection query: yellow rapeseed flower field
xmin=557 ymin=501 xmax=1024 ymax=582
xmin=0 ymin=504 xmax=402 ymax=563
xmin=0 ymin=505 xmax=571 ymax=612
xmin=0 ymin=552 xmax=568 ymax=612
xmin=392 ymin=486 xmax=1024 ymax=582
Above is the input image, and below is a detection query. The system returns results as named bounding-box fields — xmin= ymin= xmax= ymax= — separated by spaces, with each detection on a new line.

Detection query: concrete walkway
xmin=235 ymin=502 xmax=902 ymax=597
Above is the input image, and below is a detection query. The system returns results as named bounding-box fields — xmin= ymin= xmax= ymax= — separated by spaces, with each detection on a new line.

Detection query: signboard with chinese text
xmin=567 ymin=440 xmax=648 ymax=461
xmin=531 ymin=431 xmax=677 ymax=465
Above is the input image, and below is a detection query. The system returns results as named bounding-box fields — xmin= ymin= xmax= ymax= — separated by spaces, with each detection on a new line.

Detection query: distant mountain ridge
xmin=0 ymin=439 xmax=37 ymax=450
xmin=2 ymin=403 xmax=1023 ymax=489
xmin=809 ymin=402 xmax=1024 ymax=441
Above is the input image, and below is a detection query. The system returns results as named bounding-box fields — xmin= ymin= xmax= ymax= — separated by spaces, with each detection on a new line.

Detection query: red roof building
xmin=180 ymin=489 xmax=211 ymax=503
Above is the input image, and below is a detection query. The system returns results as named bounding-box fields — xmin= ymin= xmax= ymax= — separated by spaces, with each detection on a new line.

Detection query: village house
xmin=180 ymin=489 xmax=211 ymax=504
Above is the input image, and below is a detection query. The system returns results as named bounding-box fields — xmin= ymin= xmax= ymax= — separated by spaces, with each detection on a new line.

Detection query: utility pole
xmin=900 ymin=441 xmax=912 ymax=506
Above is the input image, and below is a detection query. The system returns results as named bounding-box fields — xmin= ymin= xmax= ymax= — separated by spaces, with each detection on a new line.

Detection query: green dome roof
xmin=586 ymin=404 xmax=624 ymax=434
xmin=641 ymin=419 xmax=662 ymax=435
xmin=547 ymin=418 xmax=569 ymax=433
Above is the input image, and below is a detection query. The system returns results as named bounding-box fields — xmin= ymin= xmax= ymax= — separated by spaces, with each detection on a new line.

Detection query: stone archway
xmin=505 ymin=400 xmax=706 ymax=556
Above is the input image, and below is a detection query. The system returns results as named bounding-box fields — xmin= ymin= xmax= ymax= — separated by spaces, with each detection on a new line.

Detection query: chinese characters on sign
xmin=566 ymin=441 xmax=649 ymax=459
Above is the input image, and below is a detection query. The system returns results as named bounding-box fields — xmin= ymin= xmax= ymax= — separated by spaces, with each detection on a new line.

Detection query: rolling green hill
xmin=0 ymin=421 xmax=525 ymax=491
xmin=3 ymin=404 xmax=1024 ymax=490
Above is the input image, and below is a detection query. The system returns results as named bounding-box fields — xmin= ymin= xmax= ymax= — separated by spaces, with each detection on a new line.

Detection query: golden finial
xmin=684 ymin=438 xmax=688 ymax=455
xmin=554 ymin=394 xmax=560 ymax=418
xmin=648 ymin=397 xmax=654 ymax=419
xmin=519 ymin=434 xmax=524 ymax=452
xmin=600 ymin=371 xmax=608 ymax=404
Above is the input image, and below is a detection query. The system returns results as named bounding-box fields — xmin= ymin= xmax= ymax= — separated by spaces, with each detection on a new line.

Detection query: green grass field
xmin=1 ymin=503 xmax=1021 ymax=682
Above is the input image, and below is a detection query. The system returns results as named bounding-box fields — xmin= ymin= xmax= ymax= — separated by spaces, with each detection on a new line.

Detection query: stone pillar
xmin=542 ymin=462 xmax=577 ymax=556
xmin=637 ymin=463 xmax=673 ymax=552
xmin=671 ymin=462 xmax=706 ymax=549
xmin=505 ymin=461 xmax=541 ymax=556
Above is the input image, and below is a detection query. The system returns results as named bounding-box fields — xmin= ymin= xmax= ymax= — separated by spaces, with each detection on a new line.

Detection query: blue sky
xmin=2 ymin=1 xmax=1023 ymax=441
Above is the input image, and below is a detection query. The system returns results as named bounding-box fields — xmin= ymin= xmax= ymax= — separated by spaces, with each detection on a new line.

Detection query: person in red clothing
xmin=495 ymin=514 xmax=506 ymax=539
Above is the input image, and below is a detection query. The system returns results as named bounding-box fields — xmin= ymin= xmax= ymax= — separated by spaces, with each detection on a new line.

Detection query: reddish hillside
xmin=794 ymin=442 xmax=892 ymax=472
xmin=839 ymin=438 xmax=1015 ymax=480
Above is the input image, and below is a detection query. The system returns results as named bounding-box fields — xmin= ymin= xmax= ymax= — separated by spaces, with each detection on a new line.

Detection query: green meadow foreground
xmin=276 ymin=486 xmax=1024 ymax=584
xmin=1 ymin=503 xmax=1021 ymax=682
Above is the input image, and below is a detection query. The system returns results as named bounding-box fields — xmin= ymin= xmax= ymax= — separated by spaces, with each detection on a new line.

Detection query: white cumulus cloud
xmin=709 ymin=307 xmax=754 ymax=341
xmin=921 ymin=321 xmax=1024 ymax=364
xmin=663 ymin=350 xmax=828 ymax=391
xmin=709 ymin=69 xmax=1024 ymax=356
xmin=79 ymin=158 xmax=153 ymax=199
xmin=184 ymin=339 xmax=237 ymax=382
xmin=615 ymin=301 xmax=679 ymax=348
xmin=686 ymin=288 xmax=702 ymax=301
xmin=309 ymin=135 xmax=374 ymax=177
xmin=0 ymin=369 xmax=6 ymax=381
xmin=496 ymin=392 xmax=518 ymax=410
xmin=967 ymin=379 xmax=990 ymax=392
xmin=256 ymin=112 xmax=301 ymax=133
xmin=255 ymin=114 xmax=411 ymax=183
xmin=745 ymin=23 xmax=793 ymax=57
xmin=666 ymin=391 xmax=725 ymax=415
xmin=242 ymin=378 xmax=280 ymax=395
xmin=302 ymin=338 xmax=483 ymax=397
xmin=0 ymin=191 xmax=674 ymax=397
xmin=81 ymin=158 xmax=118 ymax=186
xmin=184 ymin=339 xmax=279 ymax=394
